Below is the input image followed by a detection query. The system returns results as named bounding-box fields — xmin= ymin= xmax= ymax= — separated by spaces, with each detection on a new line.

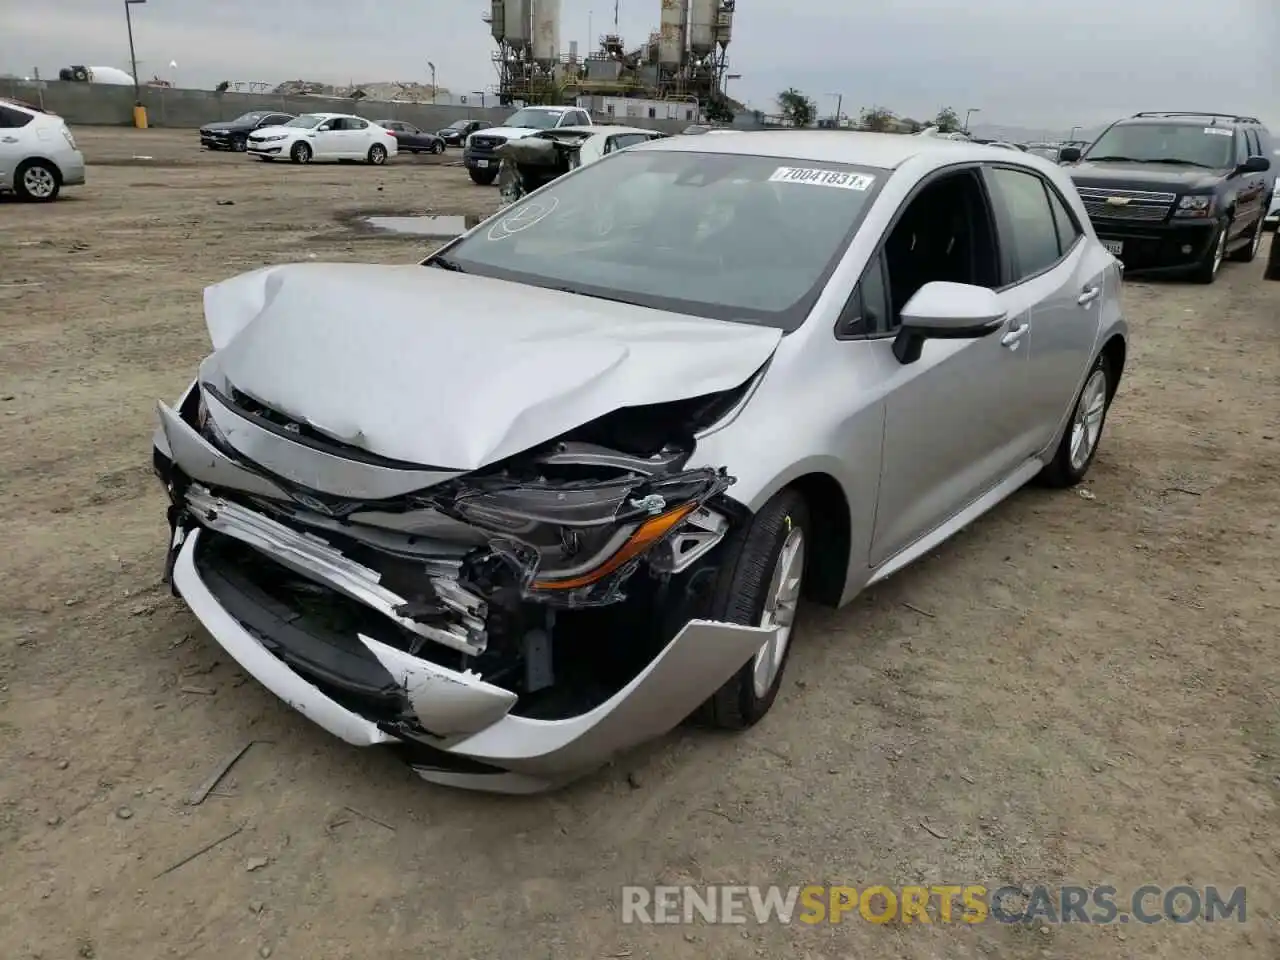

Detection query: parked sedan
xmin=437 ymin=119 xmax=493 ymax=148
xmin=0 ymin=97 xmax=85 ymax=201
xmin=246 ymin=113 xmax=397 ymax=164
xmin=152 ymin=132 xmax=1126 ymax=793
xmin=199 ymin=111 xmax=296 ymax=152
xmin=378 ymin=120 xmax=445 ymax=154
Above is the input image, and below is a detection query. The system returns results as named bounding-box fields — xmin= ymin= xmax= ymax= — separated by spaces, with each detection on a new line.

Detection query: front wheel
xmin=368 ymin=143 xmax=388 ymax=165
xmin=1037 ymin=352 xmax=1112 ymax=488
xmin=691 ymin=490 xmax=810 ymax=730
xmin=232 ymin=136 xmax=247 ymax=152
xmin=1189 ymin=218 xmax=1229 ymax=283
xmin=290 ymin=141 xmax=312 ymax=164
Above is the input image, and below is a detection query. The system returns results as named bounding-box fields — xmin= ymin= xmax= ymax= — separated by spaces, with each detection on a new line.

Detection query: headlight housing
xmin=261 ymin=134 xmax=286 ymax=142
xmin=1174 ymin=194 xmax=1215 ymax=219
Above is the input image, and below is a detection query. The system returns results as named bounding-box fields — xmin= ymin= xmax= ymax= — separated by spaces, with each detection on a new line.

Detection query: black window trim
xmin=983 ymin=162 xmax=1083 ymax=288
xmin=833 ymin=161 xmax=1006 ymax=342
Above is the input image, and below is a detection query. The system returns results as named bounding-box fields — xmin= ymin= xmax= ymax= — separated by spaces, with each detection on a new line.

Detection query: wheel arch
xmin=16 ymin=154 xmax=63 ymax=182
xmin=750 ymin=471 xmax=852 ymax=609
xmin=1099 ymin=332 xmax=1126 ymax=401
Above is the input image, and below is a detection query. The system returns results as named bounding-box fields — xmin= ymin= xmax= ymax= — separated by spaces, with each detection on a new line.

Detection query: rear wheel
xmin=691 ymin=490 xmax=810 ymax=730
xmin=290 ymin=141 xmax=312 ymax=164
xmin=469 ymin=167 xmax=498 ymax=185
xmin=1227 ymin=216 xmax=1264 ymax=263
xmin=368 ymin=143 xmax=388 ymax=165
xmin=1037 ymin=352 xmax=1112 ymax=488
xmin=232 ymin=136 xmax=247 ymax=152
xmin=14 ymin=160 xmax=60 ymax=202
xmin=1190 ymin=218 xmax=1229 ymax=283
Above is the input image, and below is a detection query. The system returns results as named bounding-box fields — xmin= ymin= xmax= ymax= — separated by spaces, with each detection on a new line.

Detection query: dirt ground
xmin=1 ymin=127 xmax=1278 ymax=960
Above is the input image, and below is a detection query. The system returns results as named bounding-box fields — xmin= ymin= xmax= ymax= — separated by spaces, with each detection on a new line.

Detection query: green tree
xmin=933 ymin=106 xmax=961 ymax=133
xmin=900 ymin=117 xmax=923 ymax=133
xmin=705 ymin=92 xmax=735 ymax=124
xmin=777 ymin=88 xmax=816 ymax=128
xmin=859 ymin=106 xmax=896 ymax=132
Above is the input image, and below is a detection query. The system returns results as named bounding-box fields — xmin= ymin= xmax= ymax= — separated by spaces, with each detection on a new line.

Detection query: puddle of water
xmin=361 ymin=215 xmax=480 ymax=238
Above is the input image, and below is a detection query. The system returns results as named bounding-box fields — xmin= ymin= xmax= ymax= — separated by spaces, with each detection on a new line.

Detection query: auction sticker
xmin=768 ymin=167 xmax=875 ymax=190
xmin=1203 ymin=127 xmax=1233 ymax=136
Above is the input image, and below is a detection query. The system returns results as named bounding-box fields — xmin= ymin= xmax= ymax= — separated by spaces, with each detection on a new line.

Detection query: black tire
xmin=691 ymin=490 xmax=811 ymax=730
xmin=368 ymin=144 xmax=388 ymax=165
xmin=1227 ymin=217 xmax=1264 ymax=263
xmin=14 ymin=159 xmax=60 ymax=202
xmin=469 ymin=167 xmax=498 ymax=186
xmin=1264 ymin=232 xmax=1280 ymax=281
xmin=290 ymin=141 xmax=312 ymax=164
xmin=1189 ymin=218 xmax=1229 ymax=283
xmin=257 ymin=155 xmax=273 ymax=162
xmin=232 ymin=136 xmax=247 ymax=152
xmin=431 ymin=142 xmax=443 ymax=154
xmin=1037 ymin=352 xmax=1112 ymax=488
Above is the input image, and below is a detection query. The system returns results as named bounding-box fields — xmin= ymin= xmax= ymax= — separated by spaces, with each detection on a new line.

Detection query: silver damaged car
xmin=153 ymin=132 xmax=1128 ymax=793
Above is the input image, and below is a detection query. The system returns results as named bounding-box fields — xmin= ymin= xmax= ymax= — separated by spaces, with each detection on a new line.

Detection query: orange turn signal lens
xmin=532 ymin=502 xmax=699 ymax=591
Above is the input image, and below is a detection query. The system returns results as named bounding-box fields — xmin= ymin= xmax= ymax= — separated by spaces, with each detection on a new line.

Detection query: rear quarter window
xmin=0 ymin=105 xmax=34 ymax=128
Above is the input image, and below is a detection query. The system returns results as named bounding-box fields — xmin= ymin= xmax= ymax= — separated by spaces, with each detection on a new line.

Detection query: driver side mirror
xmin=892 ymin=282 xmax=1008 ymax=365
xmin=1238 ymin=155 xmax=1271 ymax=174
xmin=316 ymin=123 xmax=331 ymax=132
xmin=1058 ymin=146 xmax=1082 ymax=163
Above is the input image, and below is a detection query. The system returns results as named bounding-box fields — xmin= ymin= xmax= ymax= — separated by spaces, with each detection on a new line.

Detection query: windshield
xmin=1084 ymin=123 xmax=1236 ymax=168
xmin=286 ymin=114 xmax=325 ymax=129
xmin=446 ymin=120 xmax=469 ymax=130
xmin=435 ymin=151 xmax=884 ymax=330
xmin=231 ymin=112 xmax=268 ymax=125
xmin=505 ymin=108 xmax=562 ymax=130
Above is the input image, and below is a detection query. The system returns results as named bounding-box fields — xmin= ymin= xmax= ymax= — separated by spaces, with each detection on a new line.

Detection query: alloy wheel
xmin=1069 ymin=368 xmax=1108 ymax=471
xmin=22 ymin=165 xmax=56 ymax=199
xmin=752 ymin=525 xmax=806 ymax=698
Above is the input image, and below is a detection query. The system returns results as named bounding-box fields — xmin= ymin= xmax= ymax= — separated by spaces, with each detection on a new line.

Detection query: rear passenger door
xmin=983 ymin=165 xmax=1105 ymax=453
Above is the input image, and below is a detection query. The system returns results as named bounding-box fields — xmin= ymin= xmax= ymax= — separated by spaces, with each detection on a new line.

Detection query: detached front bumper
xmin=171 ymin=524 xmax=773 ymax=793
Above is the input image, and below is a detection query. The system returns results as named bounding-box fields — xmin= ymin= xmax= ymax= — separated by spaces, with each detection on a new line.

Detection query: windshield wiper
xmin=428 ymin=255 xmax=467 ymax=273
xmin=1087 ymin=155 xmax=1147 ymax=163
xmin=546 ymin=285 xmax=636 ymax=306
xmin=1143 ymin=158 xmax=1215 ymax=168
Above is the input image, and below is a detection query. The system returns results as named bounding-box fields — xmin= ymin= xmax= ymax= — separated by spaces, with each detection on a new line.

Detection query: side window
xmin=836 ymin=253 xmax=891 ymax=338
xmin=576 ymin=111 xmax=591 ymax=126
xmin=0 ymin=105 xmax=33 ymax=128
xmin=348 ymin=117 xmax=368 ymax=130
xmin=1234 ymin=132 xmax=1249 ymax=165
xmin=610 ymin=133 xmax=647 ymax=151
xmin=1044 ymin=185 xmax=1082 ymax=256
xmin=987 ymin=167 xmax=1064 ymax=281
xmin=1245 ymin=128 xmax=1261 ymax=157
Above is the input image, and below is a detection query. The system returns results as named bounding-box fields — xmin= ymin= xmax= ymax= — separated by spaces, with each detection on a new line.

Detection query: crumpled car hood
xmin=202 ymin=262 xmax=782 ymax=471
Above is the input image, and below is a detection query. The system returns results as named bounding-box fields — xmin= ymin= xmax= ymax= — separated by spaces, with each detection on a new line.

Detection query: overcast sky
xmin=6 ymin=0 xmax=1278 ymax=130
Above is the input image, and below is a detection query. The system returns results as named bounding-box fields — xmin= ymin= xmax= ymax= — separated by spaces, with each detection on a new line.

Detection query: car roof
xmin=554 ymin=125 xmax=655 ymax=136
xmin=641 ymin=130 xmax=1048 ymax=170
xmin=1117 ymin=114 xmax=1260 ymax=128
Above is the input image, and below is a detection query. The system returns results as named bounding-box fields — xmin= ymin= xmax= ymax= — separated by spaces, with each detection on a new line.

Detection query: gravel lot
xmin=1 ymin=127 xmax=1278 ymax=960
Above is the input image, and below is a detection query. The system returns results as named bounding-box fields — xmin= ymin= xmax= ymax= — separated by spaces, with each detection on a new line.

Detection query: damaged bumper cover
xmin=171 ymin=525 xmax=775 ymax=792
xmin=155 ymin=377 xmax=770 ymax=792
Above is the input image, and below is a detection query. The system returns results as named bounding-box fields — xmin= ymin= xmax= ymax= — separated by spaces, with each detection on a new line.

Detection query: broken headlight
xmin=445 ymin=469 xmax=733 ymax=599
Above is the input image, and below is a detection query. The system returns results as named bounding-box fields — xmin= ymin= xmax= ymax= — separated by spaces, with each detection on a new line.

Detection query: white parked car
xmin=246 ymin=113 xmax=398 ymax=165
xmin=0 ymin=98 xmax=85 ymax=202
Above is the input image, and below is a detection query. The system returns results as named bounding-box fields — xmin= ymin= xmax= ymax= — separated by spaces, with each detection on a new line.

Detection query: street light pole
xmin=427 ymin=61 xmax=436 ymax=103
xmin=825 ymin=92 xmax=843 ymax=127
xmin=963 ymin=106 xmax=980 ymax=135
xmin=124 ymin=0 xmax=146 ymax=103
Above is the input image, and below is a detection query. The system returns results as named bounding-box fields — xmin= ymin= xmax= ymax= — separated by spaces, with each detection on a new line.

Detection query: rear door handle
xmin=1077 ymin=285 xmax=1101 ymax=306
xmin=1 ymin=136 xmax=18 ymax=144
xmin=1001 ymin=322 xmax=1029 ymax=349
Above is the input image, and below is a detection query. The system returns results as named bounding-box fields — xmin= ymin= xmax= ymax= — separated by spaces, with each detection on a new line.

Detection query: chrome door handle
xmin=1001 ymin=322 xmax=1029 ymax=348
xmin=1 ymin=136 xmax=18 ymax=143
xmin=1077 ymin=285 xmax=1101 ymax=306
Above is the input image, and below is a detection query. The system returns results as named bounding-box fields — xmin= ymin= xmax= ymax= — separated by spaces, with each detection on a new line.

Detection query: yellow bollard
xmin=133 ymin=104 xmax=148 ymax=129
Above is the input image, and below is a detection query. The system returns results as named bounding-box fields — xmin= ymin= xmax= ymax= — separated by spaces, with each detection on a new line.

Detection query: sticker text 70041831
xmin=1203 ymin=127 xmax=1234 ymax=137
xmin=768 ymin=167 xmax=876 ymax=191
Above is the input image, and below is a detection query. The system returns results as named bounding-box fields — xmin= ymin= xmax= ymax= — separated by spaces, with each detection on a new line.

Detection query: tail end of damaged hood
xmin=196 ymin=262 xmax=783 ymax=472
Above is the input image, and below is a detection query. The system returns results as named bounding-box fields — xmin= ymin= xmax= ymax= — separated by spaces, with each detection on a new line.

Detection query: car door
xmin=1240 ymin=128 xmax=1268 ymax=229
xmin=863 ymin=166 xmax=1036 ymax=567
xmin=982 ymin=165 xmax=1106 ymax=455
xmin=344 ymin=117 xmax=373 ymax=157
xmin=313 ymin=118 xmax=344 ymax=157
xmin=0 ymin=104 xmax=34 ymax=188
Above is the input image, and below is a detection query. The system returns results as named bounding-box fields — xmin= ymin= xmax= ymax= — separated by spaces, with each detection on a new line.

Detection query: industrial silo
xmin=531 ymin=0 xmax=561 ymax=65
xmin=490 ymin=0 xmax=506 ymax=42
xmin=688 ymin=0 xmax=717 ymax=57
xmin=504 ymin=0 xmax=532 ymax=52
xmin=658 ymin=0 xmax=688 ymax=68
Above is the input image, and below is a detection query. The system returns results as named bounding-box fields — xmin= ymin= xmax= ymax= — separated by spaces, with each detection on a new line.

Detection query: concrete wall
xmin=1 ymin=79 xmax=690 ymax=134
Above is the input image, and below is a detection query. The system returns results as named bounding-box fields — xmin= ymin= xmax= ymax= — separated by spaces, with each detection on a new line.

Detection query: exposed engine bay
xmin=156 ymin=371 xmax=759 ymax=736
xmin=496 ymin=131 xmax=592 ymax=203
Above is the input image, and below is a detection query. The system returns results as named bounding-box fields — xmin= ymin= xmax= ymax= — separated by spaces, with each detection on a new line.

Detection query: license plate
xmin=1102 ymin=239 xmax=1124 ymax=256
xmin=476 ymin=160 xmax=489 ymax=168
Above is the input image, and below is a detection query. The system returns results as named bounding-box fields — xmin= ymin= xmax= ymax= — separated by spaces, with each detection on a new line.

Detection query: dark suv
xmin=1061 ymin=113 xmax=1274 ymax=283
